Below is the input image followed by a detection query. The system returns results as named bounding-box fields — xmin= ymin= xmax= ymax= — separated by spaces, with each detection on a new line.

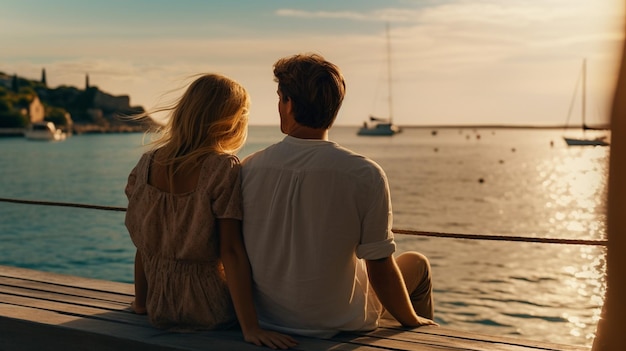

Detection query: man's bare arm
xmin=366 ymin=256 xmax=437 ymax=327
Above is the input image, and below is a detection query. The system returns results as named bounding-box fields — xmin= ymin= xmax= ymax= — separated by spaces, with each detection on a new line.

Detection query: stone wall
xmin=93 ymin=90 xmax=131 ymax=112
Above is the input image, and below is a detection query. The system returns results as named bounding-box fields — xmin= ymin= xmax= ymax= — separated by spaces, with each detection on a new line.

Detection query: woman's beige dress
xmin=125 ymin=150 xmax=242 ymax=330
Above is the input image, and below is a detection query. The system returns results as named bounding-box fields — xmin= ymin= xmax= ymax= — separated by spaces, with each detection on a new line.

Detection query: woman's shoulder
xmin=196 ymin=153 xmax=242 ymax=187
xmin=204 ymin=152 xmax=241 ymax=169
xmin=130 ymin=150 xmax=157 ymax=177
xmin=138 ymin=149 xmax=157 ymax=164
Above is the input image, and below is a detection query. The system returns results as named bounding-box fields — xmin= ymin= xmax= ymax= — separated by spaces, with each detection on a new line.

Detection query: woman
xmin=125 ymin=73 xmax=296 ymax=349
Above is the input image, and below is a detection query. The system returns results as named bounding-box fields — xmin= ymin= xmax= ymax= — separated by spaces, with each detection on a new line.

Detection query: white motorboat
xmin=24 ymin=122 xmax=67 ymax=141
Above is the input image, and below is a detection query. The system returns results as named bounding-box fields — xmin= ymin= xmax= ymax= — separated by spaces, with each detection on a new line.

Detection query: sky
xmin=1 ymin=0 xmax=624 ymax=127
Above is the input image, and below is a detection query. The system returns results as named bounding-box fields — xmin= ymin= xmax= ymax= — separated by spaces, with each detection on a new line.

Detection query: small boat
xmin=358 ymin=116 xmax=401 ymax=136
xmin=564 ymin=135 xmax=609 ymax=146
xmin=358 ymin=24 xmax=401 ymax=137
xmin=24 ymin=121 xmax=67 ymax=141
xmin=562 ymin=58 xmax=609 ymax=146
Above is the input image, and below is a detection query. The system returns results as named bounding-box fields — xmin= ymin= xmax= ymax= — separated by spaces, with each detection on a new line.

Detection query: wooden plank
xmin=0 ymin=303 xmax=250 ymax=351
xmin=332 ymin=333 xmax=466 ymax=351
xmin=0 ymin=278 xmax=131 ymax=311
xmin=0 ymin=302 xmax=383 ymax=351
xmin=0 ymin=265 xmax=592 ymax=351
xmin=0 ymin=293 xmax=144 ymax=326
xmin=0 ymin=275 xmax=382 ymax=350
xmin=380 ymin=324 xmax=590 ymax=351
xmin=0 ymin=289 xmax=390 ymax=351
xmin=377 ymin=320 xmax=590 ymax=351
xmin=2 ymin=275 xmax=361 ymax=350
xmin=0 ymin=274 xmax=132 ymax=303
xmin=0 ymin=265 xmax=133 ymax=295
xmin=344 ymin=326 xmax=533 ymax=351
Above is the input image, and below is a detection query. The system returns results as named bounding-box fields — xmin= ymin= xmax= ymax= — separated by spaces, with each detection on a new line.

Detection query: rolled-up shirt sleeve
xmin=356 ymin=170 xmax=396 ymax=260
xmin=356 ymin=238 xmax=396 ymax=260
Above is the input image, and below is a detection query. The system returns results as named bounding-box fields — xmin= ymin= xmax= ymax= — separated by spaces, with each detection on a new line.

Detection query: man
xmin=241 ymin=53 xmax=436 ymax=338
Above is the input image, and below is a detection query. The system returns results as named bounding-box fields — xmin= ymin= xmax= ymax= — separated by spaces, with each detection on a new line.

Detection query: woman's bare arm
xmin=219 ymin=218 xmax=297 ymax=349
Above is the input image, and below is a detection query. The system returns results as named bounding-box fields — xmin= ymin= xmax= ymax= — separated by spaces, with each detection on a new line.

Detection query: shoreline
xmin=0 ymin=124 xmax=148 ymax=137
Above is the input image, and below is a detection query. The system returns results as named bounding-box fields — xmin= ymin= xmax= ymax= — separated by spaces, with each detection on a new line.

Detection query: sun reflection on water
xmin=382 ymin=129 xmax=610 ymax=347
xmin=538 ymin=147 xmax=608 ymax=239
xmin=559 ymin=244 xmax=607 ymax=344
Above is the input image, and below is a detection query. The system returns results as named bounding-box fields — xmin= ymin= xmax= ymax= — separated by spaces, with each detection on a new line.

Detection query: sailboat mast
xmin=386 ymin=23 xmax=393 ymax=123
xmin=582 ymin=58 xmax=587 ymax=130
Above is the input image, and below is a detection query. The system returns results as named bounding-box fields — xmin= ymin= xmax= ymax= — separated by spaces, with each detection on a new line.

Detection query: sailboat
xmin=562 ymin=58 xmax=609 ymax=146
xmin=357 ymin=24 xmax=401 ymax=136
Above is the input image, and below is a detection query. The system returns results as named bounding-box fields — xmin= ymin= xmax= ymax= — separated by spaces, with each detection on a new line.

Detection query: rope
xmin=0 ymin=197 xmax=608 ymax=246
xmin=392 ymin=229 xmax=607 ymax=247
xmin=0 ymin=197 xmax=126 ymax=212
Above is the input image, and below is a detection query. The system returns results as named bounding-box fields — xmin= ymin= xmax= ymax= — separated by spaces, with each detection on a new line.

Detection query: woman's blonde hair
xmin=141 ymin=73 xmax=249 ymax=173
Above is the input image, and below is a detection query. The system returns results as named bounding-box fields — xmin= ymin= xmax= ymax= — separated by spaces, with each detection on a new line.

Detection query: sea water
xmin=0 ymin=126 xmax=608 ymax=347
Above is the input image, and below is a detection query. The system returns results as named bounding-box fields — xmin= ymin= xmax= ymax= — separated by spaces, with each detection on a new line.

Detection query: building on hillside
xmin=16 ymin=95 xmax=45 ymax=123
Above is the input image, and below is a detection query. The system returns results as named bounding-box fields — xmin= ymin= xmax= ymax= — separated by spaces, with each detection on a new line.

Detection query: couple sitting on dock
xmin=124 ymin=53 xmax=436 ymax=349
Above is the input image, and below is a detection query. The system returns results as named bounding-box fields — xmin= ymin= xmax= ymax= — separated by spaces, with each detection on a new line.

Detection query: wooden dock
xmin=0 ymin=265 xmax=590 ymax=351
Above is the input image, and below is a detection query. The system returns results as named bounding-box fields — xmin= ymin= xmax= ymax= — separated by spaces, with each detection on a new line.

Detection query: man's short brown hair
xmin=273 ymin=53 xmax=346 ymax=129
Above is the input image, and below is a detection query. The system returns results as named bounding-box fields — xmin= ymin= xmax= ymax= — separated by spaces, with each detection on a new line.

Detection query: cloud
xmin=276 ymin=9 xmax=372 ymax=21
xmin=275 ymin=7 xmax=428 ymax=23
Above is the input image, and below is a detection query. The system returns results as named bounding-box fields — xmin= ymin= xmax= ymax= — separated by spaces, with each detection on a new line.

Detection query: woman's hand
xmin=243 ymin=326 xmax=298 ymax=349
xmin=412 ymin=315 xmax=439 ymax=327
xmin=130 ymin=300 xmax=147 ymax=315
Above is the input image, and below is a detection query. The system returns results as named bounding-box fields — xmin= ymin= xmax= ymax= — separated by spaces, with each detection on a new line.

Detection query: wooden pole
xmin=591 ymin=12 xmax=626 ymax=350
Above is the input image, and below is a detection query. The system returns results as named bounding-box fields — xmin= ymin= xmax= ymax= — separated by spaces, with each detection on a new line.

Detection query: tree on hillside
xmin=45 ymin=106 xmax=71 ymax=127
xmin=11 ymin=74 xmax=18 ymax=93
xmin=0 ymin=99 xmax=28 ymax=128
xmin=0 ymin=97 xmax=10 ymax=113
